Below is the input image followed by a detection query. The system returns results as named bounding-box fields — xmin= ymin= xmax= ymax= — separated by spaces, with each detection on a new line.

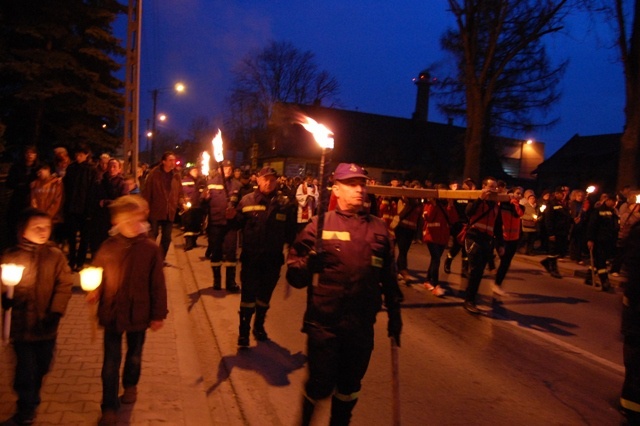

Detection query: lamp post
xmin=149 ymin=82 xmax=185 ymax=164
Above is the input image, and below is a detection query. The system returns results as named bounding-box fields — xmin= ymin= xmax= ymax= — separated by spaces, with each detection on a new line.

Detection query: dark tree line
xmin=0 ymin=0 xmax=126 ymax=158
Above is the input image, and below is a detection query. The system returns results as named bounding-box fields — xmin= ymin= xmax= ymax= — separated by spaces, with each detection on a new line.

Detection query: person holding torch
xmin=286 ymin=163 xmax=403 ymax=425
xmin=1 ymin=208 xmax=73 ymax=425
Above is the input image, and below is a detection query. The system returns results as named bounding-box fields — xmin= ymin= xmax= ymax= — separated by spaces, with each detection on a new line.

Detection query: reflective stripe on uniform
xmin=334 ymin=391 xmax=359 ymax=402
xmin=256 ymin=300 xmax=269 ymax=308
xmin=242 ymin=205 xmax=267 ymax=212
xmin=208 ymin=184 xmax=225 ymax=190
xmin=210 ymin=261 xmax=223 ymax=267
xmin=240 ymin=301 xmax=256 ymax=309
xmin=621 ymin=397 xmax=640 ymax=413
xmin=401 ymin=219 xmax=417 ymax=227
xmin=472 ymin=222 xmax=494 ymax=232
xmin=182 ymin=181 xmax=195 ymax=186
xmin=322 ymin=230 xmax=351 ymax=241
xmin=222 ymin=261 xmax=236 ymax=267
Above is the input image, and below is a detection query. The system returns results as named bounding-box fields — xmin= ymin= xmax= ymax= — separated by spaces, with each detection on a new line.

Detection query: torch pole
xmin=391 ymin=337 xmax=401 ymax=425
xmin=312 ymin=147 xmax=330 ymax=287
xmin=3 ymin=286 xmax=14 ymax=344
xmin=589 ymin=246 xmax=599 ymax=290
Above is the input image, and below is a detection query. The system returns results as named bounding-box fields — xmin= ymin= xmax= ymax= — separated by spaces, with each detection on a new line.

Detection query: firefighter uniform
xmin=445 ymin=197 xmax=471 ymax=276
xmin=463 ymin=188 xmax=502 ymax=313
xmin=494 ymin=194 xmax=523 ymax=290
xmin=542 ymin=187 xmax=572 ymax=278
xmin=204 ymin=169 xmax=240 ymax=292
xmin=586 ymin=195 xmax=618 ymax=290
xmin=286 ymin=163 xmax=402 ymax=426
xmin=621 ymin=221 xmax=640 ymax=422
xmin=181 ymin=169 xmax=206 ymax=251
xmin=235 ymin=167 xmax=296 ymax=347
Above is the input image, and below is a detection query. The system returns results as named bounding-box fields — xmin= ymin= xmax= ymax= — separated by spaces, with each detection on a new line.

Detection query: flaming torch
xmin=1 ymin=263 xmax=25 ymax=343
xmin=298 ymin=115 xmax=334 ymax=286
xmin=212 ymin=129 xmax=224 ymax=164
xmin=201 ymin=151 xmax=210 ymax=178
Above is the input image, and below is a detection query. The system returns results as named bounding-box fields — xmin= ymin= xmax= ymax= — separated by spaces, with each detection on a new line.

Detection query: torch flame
xmin=201 ymin=151 xmax=210 ymax=177
xmin=539 ymin=204 xmax=547 ymax=213
xmin=212 ymin=129 xmax=224 ymax=163
xmin=299 ymin=116 xmax=334 ymax=149
xmin=586 ymin=185 xmax=596 ymax=194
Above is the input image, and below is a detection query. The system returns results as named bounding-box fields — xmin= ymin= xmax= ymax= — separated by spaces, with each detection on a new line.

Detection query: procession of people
xmin=0 ymin=141 xmax=638 ymax=425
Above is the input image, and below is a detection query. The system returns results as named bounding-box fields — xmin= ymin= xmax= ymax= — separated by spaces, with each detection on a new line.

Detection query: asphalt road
xmin=177 ymin=237 xmax=627 ymax=426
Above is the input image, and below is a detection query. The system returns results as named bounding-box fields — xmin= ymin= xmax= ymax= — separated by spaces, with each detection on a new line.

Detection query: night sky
xmin=124 ymin=1 xmax=625 ymax=158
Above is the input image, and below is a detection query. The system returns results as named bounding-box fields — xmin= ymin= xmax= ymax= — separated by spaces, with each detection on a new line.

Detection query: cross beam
xmin=366 ymin=185 xmax=511 ymax=202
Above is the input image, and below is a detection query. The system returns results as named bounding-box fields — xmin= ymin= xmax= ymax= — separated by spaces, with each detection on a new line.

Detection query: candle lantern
xmin=1 ymin=263 xmax=25 ymax=343
xmin=79 ymin=267 xmax=103 ymax=292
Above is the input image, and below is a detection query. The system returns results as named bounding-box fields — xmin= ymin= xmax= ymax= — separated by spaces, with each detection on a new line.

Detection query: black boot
xmin=461 ymin=258 xmax=469 ymax=278
xmin=444 ymin=256 xmax=452 ymax=274
xmin=550 ymin=259 xmax=562 ymax=279
xmin=540 ymin=257 xmax=552 ymax=273
xmin=238 ymin=307 xmax=253 ymax=348
xmin=226 ymin=266 xmax=240 ymax=293
xmin=301 ymin=395 xmax=316 ymax=426
xmin=212 ymin=266 xmax=222 ymax=290
xmin=253 ymin=305 xmax=269 ymax=341
xmin=184 ymin=235 xmax=195 ymax=251
xmin=599 ymin=273 xmax=611 ymax=292
xmin=585 ymin=270 xmax=593 ymax=285
xmin=329 ymin=395 xmax=358 ymax=426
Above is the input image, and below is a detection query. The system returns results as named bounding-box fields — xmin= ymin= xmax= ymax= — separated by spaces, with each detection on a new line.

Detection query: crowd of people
xmin=1 ymin=142 xmax=639 ymax=424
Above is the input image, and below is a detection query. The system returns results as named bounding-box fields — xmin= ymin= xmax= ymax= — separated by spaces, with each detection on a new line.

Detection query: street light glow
xmin=175 ymin=82 xmax=185 ymax=93
xmin=159 ymin=114 xmax=167 ymax=121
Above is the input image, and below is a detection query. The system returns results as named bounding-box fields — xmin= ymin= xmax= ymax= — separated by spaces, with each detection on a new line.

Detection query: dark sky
xmin=127 ymin=1 xmax=625 ymax=158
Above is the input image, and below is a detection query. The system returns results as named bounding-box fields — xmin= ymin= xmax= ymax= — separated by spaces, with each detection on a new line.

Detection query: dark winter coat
xmin=142 ymin=166 xmax=184 ymax=222
xmin=92 ymin=233 xmax=168 ymax=332
xmin=2 ymin=241 xmax=73 ymax=341
xmin=63 ymin=160 xmax=98 ymax=216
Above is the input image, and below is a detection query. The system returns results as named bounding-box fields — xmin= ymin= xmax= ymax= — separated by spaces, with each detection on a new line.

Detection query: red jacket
xmin=500 ymin=198 xmax=524 ymax=241
xmin=423 ymin=201 xmax=458 ymax=245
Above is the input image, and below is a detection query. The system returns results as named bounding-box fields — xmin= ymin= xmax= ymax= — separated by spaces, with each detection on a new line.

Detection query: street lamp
xmin=149 ymin=82 xmax=185 ymax=164
xmin=519 ymin=139 xmax=533 ymax=179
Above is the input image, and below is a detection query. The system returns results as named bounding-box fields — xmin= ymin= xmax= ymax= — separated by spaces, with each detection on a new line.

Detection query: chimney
xmin=412 ymin=70 xmax=431 ymax=122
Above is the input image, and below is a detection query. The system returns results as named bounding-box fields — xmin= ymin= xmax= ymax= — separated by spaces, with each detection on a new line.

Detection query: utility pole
xmin=123 ymin=0 xmax=142 ymax=176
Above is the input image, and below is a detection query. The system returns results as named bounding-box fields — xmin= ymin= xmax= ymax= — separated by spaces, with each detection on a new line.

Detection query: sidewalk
xmin=0 ymin=239 xmax=224 ymax=426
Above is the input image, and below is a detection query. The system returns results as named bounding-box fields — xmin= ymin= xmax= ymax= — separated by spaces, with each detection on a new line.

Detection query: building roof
xmin=267 ymin=103 xmax=469 ymax=181
xmin=534 ymin=133 xmax=621 ymax=191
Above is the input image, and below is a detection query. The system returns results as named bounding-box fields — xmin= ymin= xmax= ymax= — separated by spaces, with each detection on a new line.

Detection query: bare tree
xmin=442 ymin=0 xmax=569 ymax=181
xmin=225 ymin=40 xmax=340 ymax=151
xmin=612 ymin=0 xmax=640 ymax=188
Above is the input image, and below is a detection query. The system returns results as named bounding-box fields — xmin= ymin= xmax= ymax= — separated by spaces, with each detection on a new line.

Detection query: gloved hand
xmin=1 ymin=293 xmax=14 ymax=310
xmin=387 ymin=308 xmax=402 ymax=347
xmin=307 ymin=251 xmax=327 ymax=274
